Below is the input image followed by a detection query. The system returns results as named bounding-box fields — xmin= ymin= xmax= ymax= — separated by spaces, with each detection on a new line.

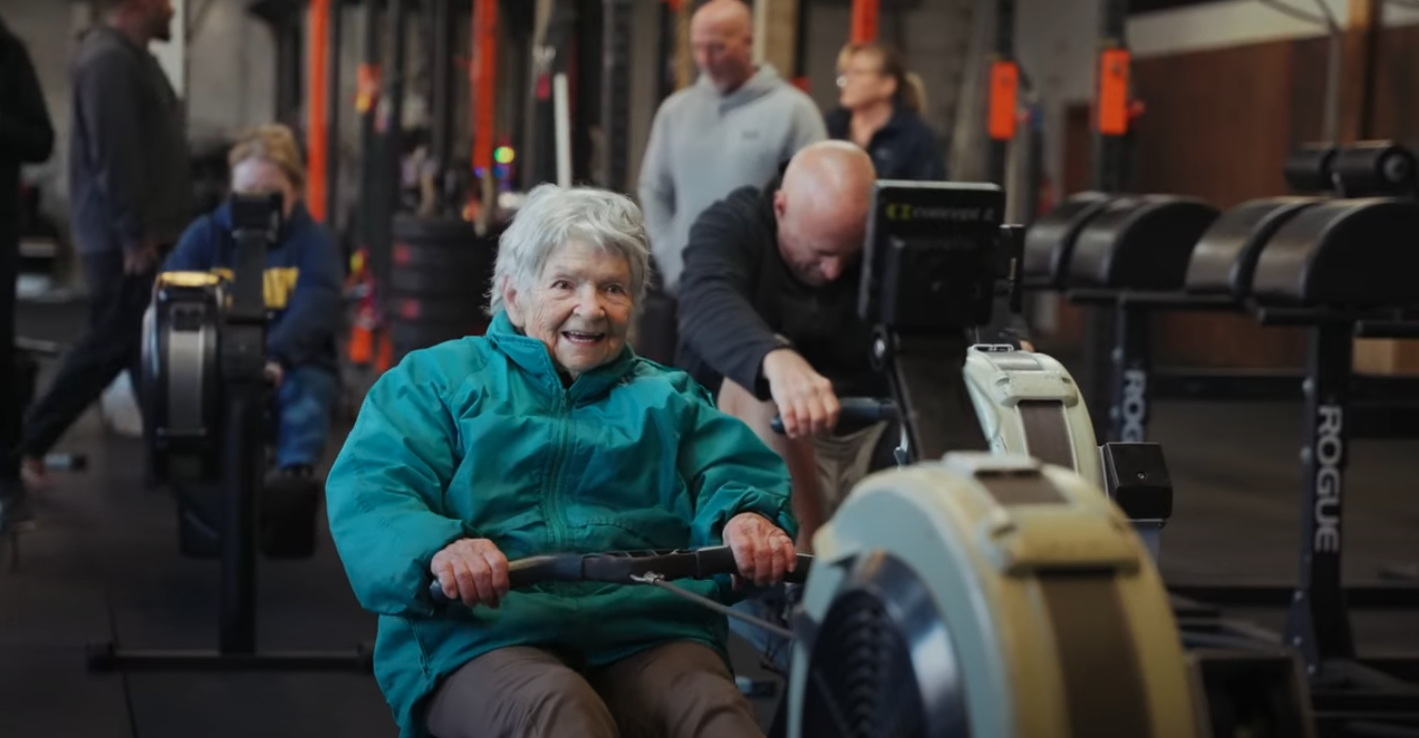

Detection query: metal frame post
xmin=327 ymin=0 xmax=343 ymax=224
xmin=357 ymin=0 xmax=384 ymax=279
xmin=1091 ymin=0 xmax=1130 ymax=192
xmin=986 ymin=0 xmax=1017 ymax=186
xmin=1287 ymin=321 xmax=1356 ymax=673
xmin=430 ymin=0 xmax=453 ymax=180
xmin=387 ymin=0 xmax=408 ymax=220
xmin=1109 ymin=298 xmax=1152 ymax=443
xmin=601 ymin=0 xmax=634 ymax=192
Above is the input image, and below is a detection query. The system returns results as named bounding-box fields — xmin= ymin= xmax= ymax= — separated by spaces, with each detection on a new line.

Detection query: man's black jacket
xmin=675 ymin=176 xmax=1029 ymax=405
xmin=68 ymin=25 xmax=191 ymax=255
xmin=0 ymin=17 xmax=55 ymax=246
xmin=674 ymin=176 xmax=886 ymax=404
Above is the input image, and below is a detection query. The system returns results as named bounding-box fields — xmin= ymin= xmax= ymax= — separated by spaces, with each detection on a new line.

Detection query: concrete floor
xmin=3 ymin=299 xmax=1417 ymax=738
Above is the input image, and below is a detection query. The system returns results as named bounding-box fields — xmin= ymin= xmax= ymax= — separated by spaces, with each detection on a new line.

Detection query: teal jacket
xmin=325 ymin=310 xmax=797 ymax=738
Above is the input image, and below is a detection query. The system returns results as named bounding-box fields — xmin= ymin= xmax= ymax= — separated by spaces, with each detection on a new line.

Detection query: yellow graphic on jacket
xmin=211 ymin=267 xmax=300 ymax=310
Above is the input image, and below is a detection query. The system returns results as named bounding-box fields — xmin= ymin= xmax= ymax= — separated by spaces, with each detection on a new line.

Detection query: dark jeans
xmin=23 ymin=251 xmax=156 ymax=460
xmin=1 ymin=233 xmax=18 ymax=483
xmin=270 ymin=365 xmax=338 ymax=468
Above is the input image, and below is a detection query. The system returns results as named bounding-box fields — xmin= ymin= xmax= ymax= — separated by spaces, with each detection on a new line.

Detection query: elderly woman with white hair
xmin=325 ymin=184 xmax=798 ymax=738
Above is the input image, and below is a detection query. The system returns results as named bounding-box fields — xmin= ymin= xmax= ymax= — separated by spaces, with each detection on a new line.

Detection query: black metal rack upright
xmin=430 ymin=0 xmax=455 ymax=184
xmin=387 ymin=0 xmax=409 ymax=213
xmin=573 ymin=0 xmax=603 ymax=185
xmin=1091 ymin=0 xmax=1130 ymax=192
xmin=601 ymin=0 xmax=635 ymax=192
xmin=248 ymin=1 xmax=307 ymax=131
xmin=985 ymin=0 xmax=1016 ymax=187
xmin=357 ymin=0 xmax=387 ymax=290
xmin=1082 ymin=0 xmax=1131 ymax=439
xmin=327 ymin=0 xmax=344 ymax=221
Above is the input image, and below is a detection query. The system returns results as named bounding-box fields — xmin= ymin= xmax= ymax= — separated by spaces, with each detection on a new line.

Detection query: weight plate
xmin=389 ymin=319 xmax=485 ymax=350
xmin=390 ymin=239 xmax=497 ymax=271
xmin=390 ymin=267 xmax=492 ymax=297
xmin=392 ymin=215 xmax=494 ymax=243
xmin=387 ymin=296 xmax=488 ymax=324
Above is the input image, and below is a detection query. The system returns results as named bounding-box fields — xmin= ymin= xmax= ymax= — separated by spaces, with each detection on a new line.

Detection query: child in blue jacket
xmin=164 ymin=125 xmax=344 ymax=480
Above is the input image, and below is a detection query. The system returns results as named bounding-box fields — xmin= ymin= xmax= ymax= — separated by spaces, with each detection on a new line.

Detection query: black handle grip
xmin=770 ymin=397 xmax=898 ymax=435
xmin=428 ymin=546 xmax=812 ymax=605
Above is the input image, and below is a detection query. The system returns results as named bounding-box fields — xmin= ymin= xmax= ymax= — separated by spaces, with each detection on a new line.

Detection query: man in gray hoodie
xmin=635 ymin=0 xmax=825 ymax=364
xmin=20 ymin=0 xmax=191 ymax=493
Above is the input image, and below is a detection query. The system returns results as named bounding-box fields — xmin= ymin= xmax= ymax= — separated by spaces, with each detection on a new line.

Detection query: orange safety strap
xmin=987 ymin=60 xmax=1019 ymax=141
xmin=472 ymin=0 xmax=498 ymax=173
xmin=306 ymin=0 xmax=330 ymax=222
xmin=1097 ymin=48 xmax=1131 ymax=136
xmin=851 ymin=0 xmax=879 ymax=44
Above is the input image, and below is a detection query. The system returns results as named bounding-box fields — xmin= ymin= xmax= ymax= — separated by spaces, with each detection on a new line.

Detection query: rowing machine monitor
xmin=858 ymin=180 xmax=1006 ymax=461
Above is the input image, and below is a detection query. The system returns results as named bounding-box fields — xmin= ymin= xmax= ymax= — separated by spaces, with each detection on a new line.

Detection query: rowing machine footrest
xmin=177 ymin=499 xmax=221 ymax=559
xmin=1101 ymin=442 xmax=1174 ymax=523
xmin=260 ymin=474 xmax=320 ymax=560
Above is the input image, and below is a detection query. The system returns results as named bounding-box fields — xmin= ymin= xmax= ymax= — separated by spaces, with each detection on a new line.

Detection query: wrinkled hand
xmin=264 ymin=361 xmax=284 ymax=388
xmin=723 ymin=512 xmax=796 ymax=587
xmin=431 ymin=538 xmax=510 ymax=608
xmin=123 ymin=239 xmax=162 ymax=276
xmin=763 ymin=349 xmax=839 ymax=439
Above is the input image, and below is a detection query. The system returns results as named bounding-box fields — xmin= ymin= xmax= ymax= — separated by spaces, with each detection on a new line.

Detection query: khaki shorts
xmin=809 ymin=420 xmax=897 ymax=520
xmin=426 ymin=642 xmax=758 ymax=738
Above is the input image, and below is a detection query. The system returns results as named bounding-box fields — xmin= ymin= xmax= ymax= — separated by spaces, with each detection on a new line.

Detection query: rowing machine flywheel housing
xmin=142 ymin=271 xmax=228 ymax=487
xmin=787 ymin=452 xmax=1202 ymax=738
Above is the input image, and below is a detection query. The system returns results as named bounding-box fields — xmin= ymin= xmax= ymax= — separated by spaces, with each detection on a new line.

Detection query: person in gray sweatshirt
xmin=20 ymin=0 xmax=191 ymax=495
xmin=635 ymin=0 xmax=825 ymax=364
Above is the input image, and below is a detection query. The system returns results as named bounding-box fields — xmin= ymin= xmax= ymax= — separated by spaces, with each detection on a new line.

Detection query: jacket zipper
xmin=545 ymin=389 xmax=572 ymax=550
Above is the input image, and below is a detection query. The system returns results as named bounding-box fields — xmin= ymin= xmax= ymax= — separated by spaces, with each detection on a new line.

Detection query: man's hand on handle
xmin=762 ymin=349 xmax=839 ymax=439
xmin=723 ymin=512 xmax=797 ymax=588
xmin=431 ymin=538 xmax=511 ymax=608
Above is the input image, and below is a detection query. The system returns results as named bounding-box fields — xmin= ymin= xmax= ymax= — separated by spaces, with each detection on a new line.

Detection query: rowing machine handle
xmin=427 ymin=546 xmax=809 ymax=606
xmin=769 ymin=397 xmax=898 ymax=435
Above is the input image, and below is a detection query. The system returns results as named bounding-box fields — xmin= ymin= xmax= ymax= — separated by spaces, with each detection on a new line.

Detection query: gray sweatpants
xmin=425 ymin=641 xmax=762 ymax=738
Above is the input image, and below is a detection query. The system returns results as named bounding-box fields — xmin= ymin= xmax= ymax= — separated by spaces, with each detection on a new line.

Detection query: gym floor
xmin=4 ymin=299 xmax=1417 ymax=738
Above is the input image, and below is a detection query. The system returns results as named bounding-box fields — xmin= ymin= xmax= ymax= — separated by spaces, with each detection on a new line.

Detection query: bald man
xmin=636 ymin=0 xmax=825 ymax=364
xmin=676 ymin=142 xmax=881 ymax=556
xmin=680 ymin=141 xmax=1029 ymax=544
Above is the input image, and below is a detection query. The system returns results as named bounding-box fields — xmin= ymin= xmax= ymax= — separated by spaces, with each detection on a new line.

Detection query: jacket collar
xmin=86 ymin=24 xmax=150 ymax=59
xmin=826 ymin=103 xmax=911 ymax=143
xmin=485 ymin=310 xmax=637 ymax=403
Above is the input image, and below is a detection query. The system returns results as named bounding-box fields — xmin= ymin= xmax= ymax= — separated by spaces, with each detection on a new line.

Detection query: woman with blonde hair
xmin=826 ymin=42 xmax=946 ymax=181
xmin=163 ymin=124 xmax=345 ymax=481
